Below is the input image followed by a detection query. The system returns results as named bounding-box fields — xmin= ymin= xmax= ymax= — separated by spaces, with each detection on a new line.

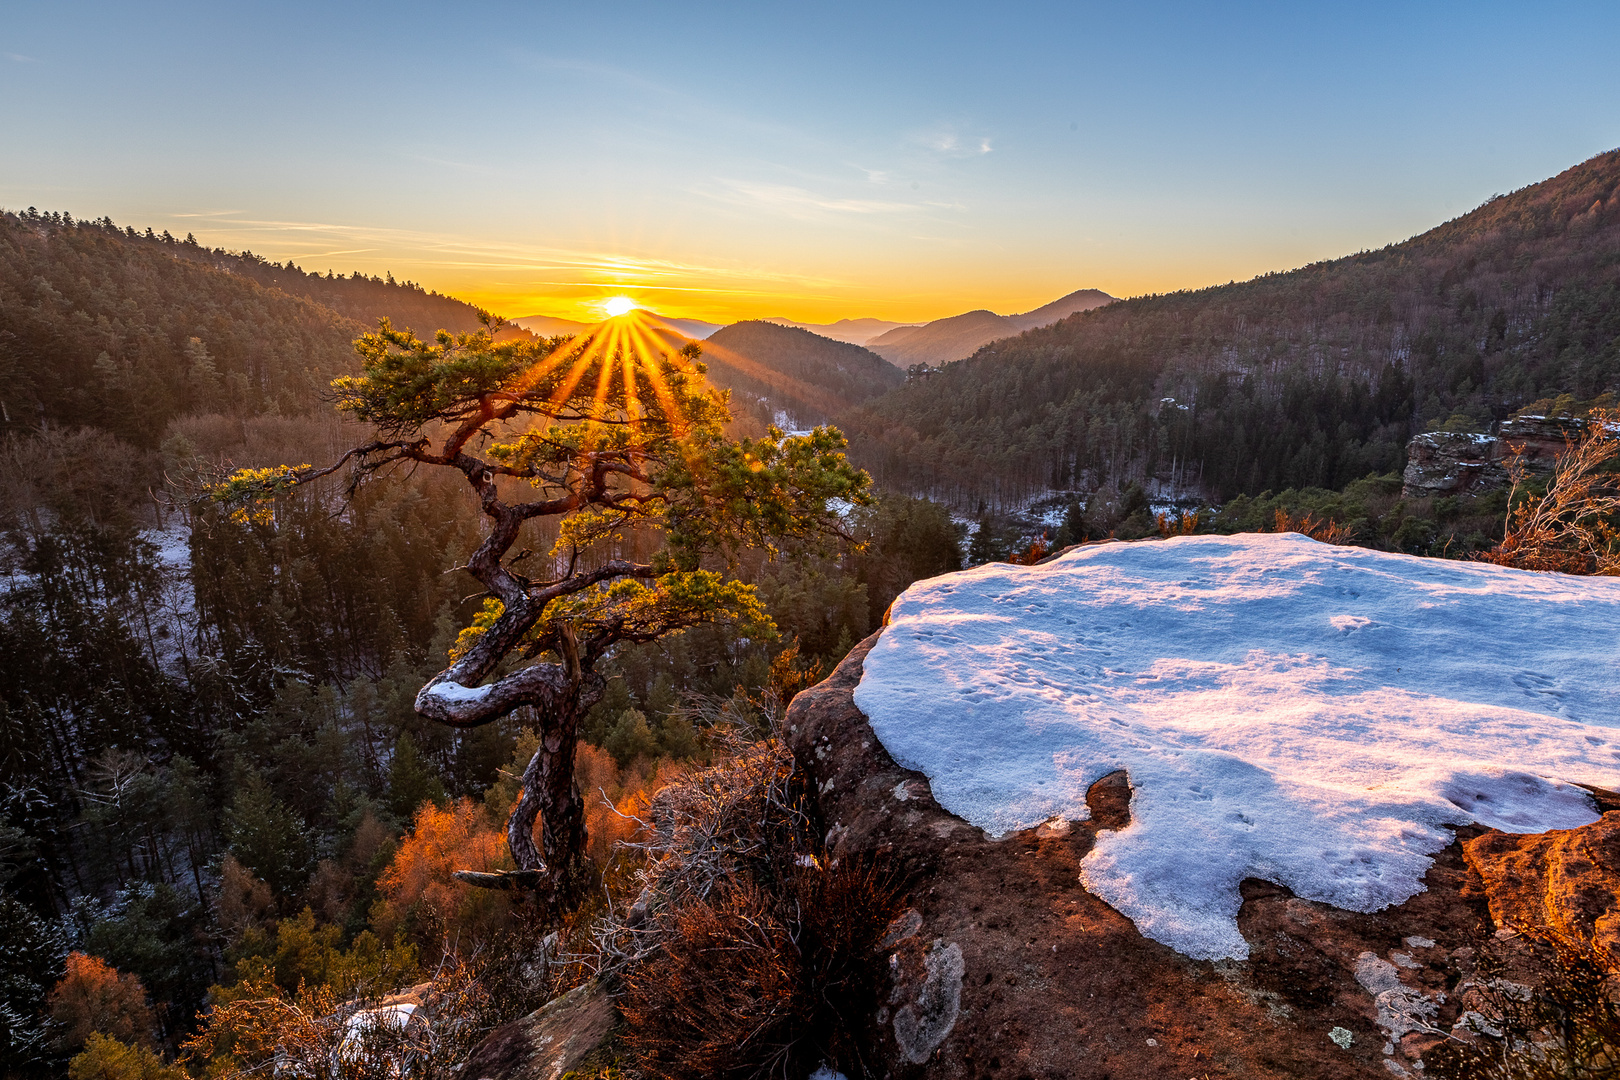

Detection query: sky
xmin=3 ymin=2 xmax=1619 ymax=324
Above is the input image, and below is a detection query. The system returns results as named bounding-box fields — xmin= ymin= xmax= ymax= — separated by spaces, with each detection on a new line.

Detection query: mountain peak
xmin=866 ymin=289 xmax=1115 ymax=367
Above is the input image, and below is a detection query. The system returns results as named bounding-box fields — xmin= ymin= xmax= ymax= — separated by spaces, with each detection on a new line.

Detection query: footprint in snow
xmin=1512 ymin=672 xmax=1566 ymax=700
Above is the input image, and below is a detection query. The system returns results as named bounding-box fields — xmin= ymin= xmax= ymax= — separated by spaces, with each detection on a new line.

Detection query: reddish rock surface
xmin=787 ymin=632 xmax=1516 ymax=1079
xmin=1465 ymin=807 xmax=1620 ymax=956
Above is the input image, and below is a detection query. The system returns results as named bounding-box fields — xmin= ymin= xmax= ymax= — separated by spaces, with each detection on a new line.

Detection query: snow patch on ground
xmin=854 ymin=533 xmax=1620 ymax=960
xmin=142 ymin=522 xmax=197 ymax=673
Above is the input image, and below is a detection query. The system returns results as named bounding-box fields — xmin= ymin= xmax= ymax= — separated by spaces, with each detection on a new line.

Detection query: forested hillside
xmin=0 ymin=209 xmax=486 ymax=447
xmin=703 ymin=320 xmax=904 ymax=426
xmin=841 ymin=150 xmax=1620 ymax=508
xmin=0 ymin=218 xmax=964 ymax=1074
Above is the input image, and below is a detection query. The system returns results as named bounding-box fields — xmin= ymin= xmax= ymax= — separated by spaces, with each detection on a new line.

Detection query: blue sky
xmin=3 ymin=1 xmax=1617 ymax=322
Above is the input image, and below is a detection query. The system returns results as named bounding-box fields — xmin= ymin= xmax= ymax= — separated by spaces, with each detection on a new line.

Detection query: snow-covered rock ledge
xmin=854 ymin=532 xmax=1620 ymax=960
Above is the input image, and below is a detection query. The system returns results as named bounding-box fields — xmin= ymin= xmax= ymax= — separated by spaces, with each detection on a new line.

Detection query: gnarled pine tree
xmin=216 ymin=315 xmax=869 ymax=903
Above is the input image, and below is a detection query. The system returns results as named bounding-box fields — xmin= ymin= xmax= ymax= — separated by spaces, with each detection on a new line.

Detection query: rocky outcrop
xmin=1401 ymin=415 xmax=1583 ymax=497
xmin=1464 ymin=807 xmax=1620 ymax=956
xmin=1401 ymin=431 xmax=1510 ymax=496
xmin=459 ymin=979 xmax=617 ymax=1080
xmin=784 ymin=631 xmax=1620 ymax=1079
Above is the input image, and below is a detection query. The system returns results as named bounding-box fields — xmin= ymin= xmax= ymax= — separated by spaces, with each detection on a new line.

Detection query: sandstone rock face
xmin=1401 ymin=431 xmax=1509 ymax=496
xmin=1465 ymin=807 xmax=1620 ymax=956
xmin=459 ymin=979 xmax=616 ymax=1080
xmin=786 ymin=632 xmax=1607 ymax=1079
xmin=1401 ymin=415 xmax=1581 ymax=497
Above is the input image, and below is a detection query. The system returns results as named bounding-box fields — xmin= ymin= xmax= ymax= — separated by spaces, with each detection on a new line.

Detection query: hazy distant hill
xmin=657 ymin=314 xmax=723 ymax=339
xmin=760 ymin=316 xmax=920 ymax=347
xmin=839 ymin=150 xmax=1620 ymax=509
xmin=511 ymin=313 xmax=592 ymax=337
xmin=866 ymin=288 xmax=1115 ymax=367
xmin=703 ymin=321 xmax=903 ymax=426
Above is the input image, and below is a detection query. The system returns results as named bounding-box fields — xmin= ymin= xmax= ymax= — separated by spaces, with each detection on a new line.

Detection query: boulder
xmin=786 ymin=631 xmax=1620 ymax=1079
xmin=459 ymin=978 xmax=617 ymax=1080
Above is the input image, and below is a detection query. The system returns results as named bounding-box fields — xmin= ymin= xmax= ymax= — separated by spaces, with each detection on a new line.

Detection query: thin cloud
xmin=160 ymin=212 xmax=849 ymax=291
xmin=4 ymin=52 xmax=38 ymax=63
xmin=714 ymin=179 xmax=922 ymax=217
xmin=913 ymin=128 xmax=994 ymax=157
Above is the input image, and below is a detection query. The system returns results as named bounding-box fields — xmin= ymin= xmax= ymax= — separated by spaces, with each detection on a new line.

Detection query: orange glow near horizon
xmin=128 ymin=213 xmax=1273 ymax=328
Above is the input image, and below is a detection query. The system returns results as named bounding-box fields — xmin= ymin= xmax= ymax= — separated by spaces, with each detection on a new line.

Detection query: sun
xmin=602 ymin=296 xmax=638 ymax=317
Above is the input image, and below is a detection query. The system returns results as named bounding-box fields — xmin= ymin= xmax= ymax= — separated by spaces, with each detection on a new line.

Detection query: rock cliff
xmin=1401 ymin=415 xmax=1583 ymax=497
xmin=783 ymin=631 xmax=1620 ymax=1079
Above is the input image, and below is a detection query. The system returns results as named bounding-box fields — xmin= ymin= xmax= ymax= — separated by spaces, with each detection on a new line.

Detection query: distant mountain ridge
xmin=702 ymin=321 xmax=902 ymax=427
xmin=759 ymin=316 xmax=920 ymax=347
xmin=865 ymin=288 xmax=1116 ymax=368
xmin=836 ymin=149 xmax=1620 ymax=510
xmin=551 ymin=312 xmax=902 ymax=431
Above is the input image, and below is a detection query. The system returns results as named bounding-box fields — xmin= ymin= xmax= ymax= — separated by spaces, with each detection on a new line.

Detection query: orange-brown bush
xmin=1007 ymin=534 xmax=1050 ymax=564
xmin=216 ymin=856 xmax=276 ymax=945
xmin=1267 ymin=507 xmax=1353 ymax=544
xmin=620 ymin=859 xmax=903 ymax=1080
xmin=1481 ymin=410 xmax=1620 ymax=575
xmin=602 ymin=736 xmax=905 ymax=1079
xmin=305 ymin=810 xmax=395 ymax=927
xmin=48 ymin=952 xmax=157 ymax=1052
xmin=1156 ymin=509 xmax=1201 ymax=537
xmin=574 ymin=742 xmax=680 ymax=877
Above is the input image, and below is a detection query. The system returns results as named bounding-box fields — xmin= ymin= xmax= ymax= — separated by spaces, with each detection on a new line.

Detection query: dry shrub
xmin=604 ymin=737 xmax=905 ymax=1079
xmin=304 ymin=810 xmax=396 ymax=926
xmin=1268 ymin=507 xmax=1353 ymax=544
xmin=620 ymin=860 xmax=901 ymax=1079
xmin=183 ymin=955 xmax=492 ymax=1080
xmin=216 ymin=855 xmax=275 ymax=943
xmin=1007 ymin=534 xmax=1050 ymax=564
xmin=1156 ymin=509 xmax=1201 ymax=537
xmin=1427 ymin=928 xmax=1620 ymax=1079
xmin=49 ymin=952 xmax=157 ymax=1052
xmin=1481 ymin=410 xmax=1620 ymax=575
xmin=575 ymin=742 xmax=682 ymax=876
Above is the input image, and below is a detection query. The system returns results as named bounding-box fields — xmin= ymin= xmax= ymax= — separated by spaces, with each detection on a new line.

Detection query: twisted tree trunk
xmin=506 ymin=674 xmax=604 ymax=883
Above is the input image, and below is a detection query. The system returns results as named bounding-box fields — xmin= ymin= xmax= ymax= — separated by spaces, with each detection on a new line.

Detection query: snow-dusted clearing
xmin=854 ymin=532 xmax=1620 ymax=960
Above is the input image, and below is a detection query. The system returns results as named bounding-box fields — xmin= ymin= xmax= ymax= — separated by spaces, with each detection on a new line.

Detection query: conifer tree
xmin=217 ymin=316 xmax=869 ymax=903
